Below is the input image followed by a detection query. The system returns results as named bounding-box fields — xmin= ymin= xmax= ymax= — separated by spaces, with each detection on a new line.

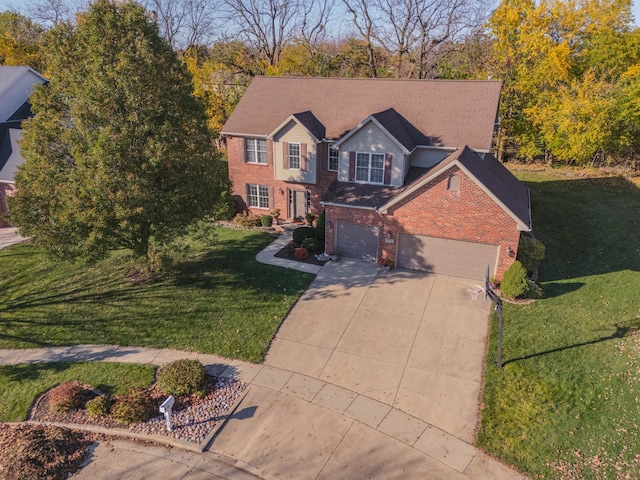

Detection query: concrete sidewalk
xmin=0 ymin=227 xmax=26 ymax=249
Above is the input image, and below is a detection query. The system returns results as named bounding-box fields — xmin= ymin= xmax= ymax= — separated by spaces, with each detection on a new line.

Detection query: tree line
xmin=2 ymin=0 xmax=640 ymax=168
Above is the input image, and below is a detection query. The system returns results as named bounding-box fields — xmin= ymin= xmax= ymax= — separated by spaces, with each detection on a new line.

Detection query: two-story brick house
xmin=222 ymin=76 xmax=531 ymax=280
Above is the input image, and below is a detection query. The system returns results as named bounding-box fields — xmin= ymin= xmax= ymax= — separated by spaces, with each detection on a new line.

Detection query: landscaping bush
xmin=301 ymin=237 xmax=318 ymax=252
xmin=292 ymin=226 xmax=316 ymax=245
xmin=517 ymin=236 xmax=546 ymax=274
xmin=212 ymin=187 xmax=235 ymax=221
xmin=294 ymin=247 xmax=310 ymax=260
xmin=316 ymin=210 xmax=326 ymax=240
xmin=48 ymin=381 xmax=86 ymax=414
xmin=232 ymin=211 xmax=262 ymax=228
xmin=261 ymin=215 xmax=273 ymax=227
xmin=111 ymin=388 xmax=155 ymax=424
xmin=156 ymin=359 xmax=206 ymax=397
xmin=500 ymin=261 xmax=529 ymax=299
xmin=85 ymin=395 xmax=111 ymax=417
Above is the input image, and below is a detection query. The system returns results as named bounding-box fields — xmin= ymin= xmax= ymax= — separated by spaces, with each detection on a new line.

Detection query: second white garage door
xmin=397 ymin=234 xmax=498 ymax=280
xmin=335 ymin=222 xmax=379 ymax=261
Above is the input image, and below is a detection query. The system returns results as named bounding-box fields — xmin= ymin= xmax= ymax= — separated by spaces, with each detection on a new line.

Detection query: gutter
xmin=320 ymin=201 xmax=378 ymax=211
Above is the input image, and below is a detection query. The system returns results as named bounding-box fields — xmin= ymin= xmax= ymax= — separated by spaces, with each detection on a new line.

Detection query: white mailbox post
xmin=159 ymin=395 xmax=175 ymax=431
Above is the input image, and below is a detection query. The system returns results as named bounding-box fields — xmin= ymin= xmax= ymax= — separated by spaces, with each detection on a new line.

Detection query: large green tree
xmin=10 ymin=0 xmax=222 ymax=264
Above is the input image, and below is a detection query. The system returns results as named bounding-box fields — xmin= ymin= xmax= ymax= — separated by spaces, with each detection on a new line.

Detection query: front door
xmin=289 ymin=189 xmax=308 ymax=220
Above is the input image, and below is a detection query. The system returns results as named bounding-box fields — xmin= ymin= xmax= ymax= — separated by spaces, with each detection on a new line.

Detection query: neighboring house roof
xmin=323 ymin=146 xmax=532 ymax=231
xmin=0 ymin=127 xmax=24 ymax=183
xmin=222 ymin=76 xmax=502 ymax=152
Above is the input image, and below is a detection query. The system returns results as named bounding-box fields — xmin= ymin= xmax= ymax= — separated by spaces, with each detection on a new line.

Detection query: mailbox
xmin=159 ymin=395 xmax=175 ymax=431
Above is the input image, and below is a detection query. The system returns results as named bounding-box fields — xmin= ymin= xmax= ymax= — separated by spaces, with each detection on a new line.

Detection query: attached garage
xmin=396 ymin=233 xmax=498 ymax=280
xmin=335 ymin=222 xmax=379 ymax=261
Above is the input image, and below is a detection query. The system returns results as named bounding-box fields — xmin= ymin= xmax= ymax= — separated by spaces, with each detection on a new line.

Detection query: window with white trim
xmin=328 ymin=146 xmax=339 ymax=171
xmin=247 ymin=184 xmax=269 ymax=208
xmin=288 ymin=143 xmax=300 ymax=169
xmin=356 ymin=152 xmax=384 ymax=184
xmin=245 ymin=138 xmax=267 ymax=164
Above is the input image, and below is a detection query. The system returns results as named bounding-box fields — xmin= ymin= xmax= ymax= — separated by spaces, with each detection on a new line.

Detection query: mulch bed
xmin=274 ymin=240 xmax=327 ymax=266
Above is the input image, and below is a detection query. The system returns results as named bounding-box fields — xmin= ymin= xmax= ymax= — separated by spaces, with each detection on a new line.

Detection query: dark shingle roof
xmin=291 ymin=111 xmax=326 ymax=141
xmin=371 ymin=109 xmax=430 ymax=151
xmin=0 ymin=127 xmax=24 ymax=183
xmin=222 ymin=77 xmax=502 ymax=151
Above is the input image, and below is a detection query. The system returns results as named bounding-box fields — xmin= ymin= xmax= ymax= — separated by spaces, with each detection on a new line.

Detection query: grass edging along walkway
xmin=477 ymin=170 xmax=640 ymax=479
xmin=0 ymin=228 xmax=315 ymax=363
xmin=0 ymin=362 xmax=155 ymax=422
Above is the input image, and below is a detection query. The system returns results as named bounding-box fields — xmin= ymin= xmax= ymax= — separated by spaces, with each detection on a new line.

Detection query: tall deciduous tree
xmin=0 ymin=12 xmax=46 ymax=71
xmin=10 ymin=0 xmax=222 ymax=264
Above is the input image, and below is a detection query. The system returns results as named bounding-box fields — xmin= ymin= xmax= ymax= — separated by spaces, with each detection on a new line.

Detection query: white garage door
xmin=397 ymin=234 xmax=498 ymax=280
xmin=335 ymin=222 xmax=379 ymax=261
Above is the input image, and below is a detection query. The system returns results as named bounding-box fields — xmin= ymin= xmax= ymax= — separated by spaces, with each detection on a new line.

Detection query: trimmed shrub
xmin=212 ymin=187 xmax=235 ymax=221
xmin=501 ymin=261 xmax=529 ymax=299
xmin=86 ymin=395 xmax=111 ymax=417
xmin=233 ymin=211 xmax=261 ymax=228
xmin=292 ymin=226 xmax=316 ymax=245
xmin=316 ymin=210 xmax=326 ymax=240
xmin=156 ymin=359 xmax=206 ymax=397
xmin=517 ymin=236 xmax=546 ymax=274
xmin=294 ymin=247 xmax=310 ymax=260
xmin=48 ymin=381 xmax=86 ymax=414
xmin=301 ymin=237 xmax=318 ymax=252
xmin=111 ymin=388 xmax=155 ymax=424
xmin=261 ymin=215 xmax=273 ymax=227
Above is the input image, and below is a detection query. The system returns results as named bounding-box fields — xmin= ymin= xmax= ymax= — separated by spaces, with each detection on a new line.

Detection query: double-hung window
xmin=288 ymin=143 xmax=301 ymax=169
xmin=356 ymin=152 xmax=385 ymax=184
xmin=328 ymin=146 xmax=339 ymax=171
xmin=246 ymin=138 xmax=267 ymax=164
xmin=247 ymin=184 xmax=269 ymax=209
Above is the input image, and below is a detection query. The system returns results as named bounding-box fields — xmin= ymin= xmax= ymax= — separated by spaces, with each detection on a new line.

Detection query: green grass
xmin=0 ymin=228 xmax=314 ymax=362
xmin=0 ymin=362 xmax=155 ymax=421
xmin=478 ymin=171 xmax=640 ymax=479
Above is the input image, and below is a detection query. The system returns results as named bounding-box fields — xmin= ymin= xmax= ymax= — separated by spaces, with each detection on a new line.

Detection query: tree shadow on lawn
xmin=527 ymin=176 xmax=640 ymax=282
xmin=504 ymin=317 xmax=640 ymax=366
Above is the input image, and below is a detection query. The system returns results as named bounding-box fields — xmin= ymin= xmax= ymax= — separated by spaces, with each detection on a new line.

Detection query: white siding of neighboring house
xmin=410 ymin=147 xmax=455 ymax=169
xmin=0 ymin=69 xmax=44 ymax=122
xmin=273 ymin=120 xmax=317 ymax=184
xmin=337 ymin=120 xmax=405 ymax=186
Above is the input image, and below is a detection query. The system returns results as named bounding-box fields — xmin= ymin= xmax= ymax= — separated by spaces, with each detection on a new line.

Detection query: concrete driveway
xmin=263 ymin=259 xmax=490 ymax=443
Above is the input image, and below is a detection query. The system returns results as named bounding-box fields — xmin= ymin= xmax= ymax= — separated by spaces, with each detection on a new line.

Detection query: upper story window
xmin=356 ymin=152 xmax=384 ymax=184
xmin=328 ymin=146 xmax=339 ymax=171
xmin=246 ymin=138 xmax=267 ymax=164
xmin=288 ymin=143 xmax=301 ymax=169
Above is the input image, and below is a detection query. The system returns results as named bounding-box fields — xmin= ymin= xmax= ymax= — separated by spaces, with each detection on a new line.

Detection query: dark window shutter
xmin=384 ymin=153 xmax=392 ymax=185
xmin=244 ymin=183 xmax=249 ymax=206
xmin=349 ymin=151 xmax=356 ymax=181
xmin=240 ymin=137 xmax=246 ymax=163
xmin=267 ymin=140 xmax=274 ymax=167
xmin=301 ymin=143 xmax=307 ymax=171
xmin=283 ymin=142 xmax=289 ymax=170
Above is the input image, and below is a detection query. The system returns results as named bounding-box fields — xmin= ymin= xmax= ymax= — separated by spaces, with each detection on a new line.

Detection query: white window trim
xmin=355 ymin=152 xmax=385 ymax=184
xmin=246 ymin=138 xmax=267 ymax=164
xmin=328 ymin=145 xmax=339 ymax=171
xmin=288 ymin=142 xmax=301 ymax=170
xmin=248 ymin=184 xmax=270 ymax=209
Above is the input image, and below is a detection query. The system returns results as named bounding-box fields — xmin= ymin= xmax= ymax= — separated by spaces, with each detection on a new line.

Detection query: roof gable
xmin=268 ymin=111 xmax=326 ymax=143
xmin=379 ymin=146 xmax=531 ymax=230
xmin=222 ymin=77 xmax=502 ymax=151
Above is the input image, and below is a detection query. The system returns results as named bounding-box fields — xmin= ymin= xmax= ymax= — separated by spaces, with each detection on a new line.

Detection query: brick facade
xmin=227 ymin=136 xmax=337 ymax=219
xmin=324 ymin=166 xmax=521 ymax=279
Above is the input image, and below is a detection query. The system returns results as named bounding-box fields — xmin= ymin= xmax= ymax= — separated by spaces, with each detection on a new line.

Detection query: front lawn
xmin=478 ymin=171 xmax=640 ymax=479
xmin=0 ymin=362 xmax=155 ymax=421
xmin=0 ymin=228 xmax=315 ymax=363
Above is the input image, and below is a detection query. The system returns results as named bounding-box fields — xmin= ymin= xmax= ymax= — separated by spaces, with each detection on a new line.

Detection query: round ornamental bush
xmin=261 ymin=215 xmax=273 ymax=227
xmin=111 ymin=388 xmax=155 ymax=424
xmin=85 ymin=395 xmax=111 ymax=417
xmin=292 ymin=226 xmax=316 ymax=246
xmin=48 ymin=381 xmax=86 ymax=414
xmin=500 ymin=261 xmax=529 ymax=299
xmin=156 ymin=359 xmax=206 ymax=397
xmin=294 ymin=247 xmax=310 ymax=260
xmin=301 ymin=237 xmax=318 ymax=252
